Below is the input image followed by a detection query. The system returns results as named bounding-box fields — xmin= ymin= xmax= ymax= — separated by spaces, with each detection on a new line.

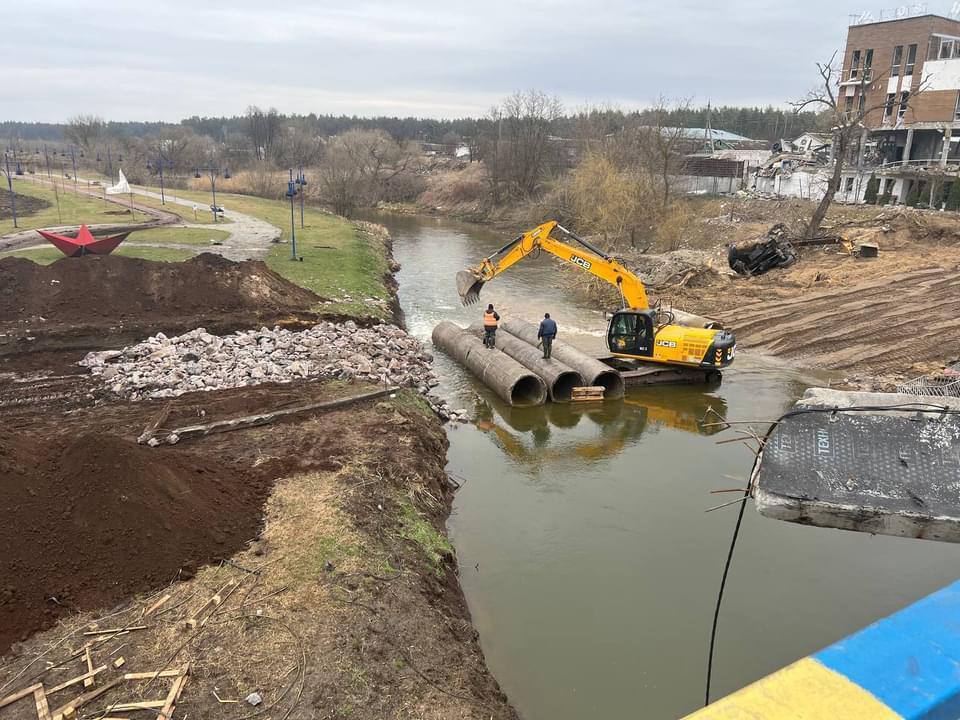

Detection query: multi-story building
xmin=839 ymin=14 xmax=960 ymax=203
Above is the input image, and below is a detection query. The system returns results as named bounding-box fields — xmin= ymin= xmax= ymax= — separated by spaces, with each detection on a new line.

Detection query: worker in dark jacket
xmin=538 ymin=312 xmax=557 ymax=359
xmin=483 ymin=304 xmax=500 ymax=348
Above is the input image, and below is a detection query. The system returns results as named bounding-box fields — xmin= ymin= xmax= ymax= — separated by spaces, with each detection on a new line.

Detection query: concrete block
xmin=755 ymin=389 xmax=960 ymax=542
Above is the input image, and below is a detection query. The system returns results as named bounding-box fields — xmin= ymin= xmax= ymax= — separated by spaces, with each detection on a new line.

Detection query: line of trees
xmin=2 ymin=103 xmax=822 ymax=148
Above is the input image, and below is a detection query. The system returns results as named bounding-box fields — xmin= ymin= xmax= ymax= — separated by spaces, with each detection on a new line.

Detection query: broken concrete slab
xmin=754 ymin=389 xmax=960 ymax=542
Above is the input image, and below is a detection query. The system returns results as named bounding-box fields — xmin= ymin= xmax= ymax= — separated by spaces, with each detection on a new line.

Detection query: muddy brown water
xmin=379 ymin=212 xmax=960 ymax=719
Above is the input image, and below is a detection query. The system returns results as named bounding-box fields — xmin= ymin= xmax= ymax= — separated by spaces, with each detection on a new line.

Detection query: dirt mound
xmin=0 ymin=252 xmax=321 ymax=323
xmin=1 ymin=187 xmax=51 ymax=221
xmin=0 ymin=431 xmax=270 ymax=651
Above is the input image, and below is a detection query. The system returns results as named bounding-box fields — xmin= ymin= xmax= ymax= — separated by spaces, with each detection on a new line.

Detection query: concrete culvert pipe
xmin=467 ymin=324 xmax=583 ymax=402
xmin=432 ymin=321 xmax=547 ymax=406
xmin=500 ymin=319 xmax=625 ymax=399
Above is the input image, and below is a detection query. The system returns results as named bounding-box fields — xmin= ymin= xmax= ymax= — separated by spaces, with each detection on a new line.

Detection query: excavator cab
xmin=607 ymin=310 xmax=655 ymax=358
xmin=607 ymin=308 xmax=736 ymax=368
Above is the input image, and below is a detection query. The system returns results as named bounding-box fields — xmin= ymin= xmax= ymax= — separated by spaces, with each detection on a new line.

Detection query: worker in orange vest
xmin=482 ymin=303 xmax=500 ymax=348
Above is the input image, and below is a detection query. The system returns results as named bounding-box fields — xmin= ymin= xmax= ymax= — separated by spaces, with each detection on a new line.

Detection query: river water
xmin=379 ymin=212 xmax=959 ymax=719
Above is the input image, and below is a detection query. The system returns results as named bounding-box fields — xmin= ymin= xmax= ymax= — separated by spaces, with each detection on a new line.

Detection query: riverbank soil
xmin=0 ymin=226 xmax=516 ymax=717
xmin=0 ymin=253 xmax=323 ymax=373
xmin=588 ymin=200 xmax=960 ymax=385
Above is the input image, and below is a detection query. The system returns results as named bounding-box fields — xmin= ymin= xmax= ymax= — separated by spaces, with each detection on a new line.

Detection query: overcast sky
xmin=2 ymin=0 xmax=889 ymax=122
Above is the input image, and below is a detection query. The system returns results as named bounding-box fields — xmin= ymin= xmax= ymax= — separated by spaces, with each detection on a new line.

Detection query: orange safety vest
xmin=483 ymin=310 xmax=498 ymax=328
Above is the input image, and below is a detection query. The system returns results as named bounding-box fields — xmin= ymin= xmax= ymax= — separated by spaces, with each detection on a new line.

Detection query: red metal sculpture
xmin=37 ymin=224 xmax=131 ymax=257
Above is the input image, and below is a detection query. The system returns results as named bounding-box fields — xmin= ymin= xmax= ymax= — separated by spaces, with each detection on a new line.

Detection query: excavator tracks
xmin=715 ymin=266 xmax=960 ymax=374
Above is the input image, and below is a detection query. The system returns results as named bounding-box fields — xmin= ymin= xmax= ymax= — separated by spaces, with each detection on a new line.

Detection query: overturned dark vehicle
xmin=727 ymin=224 xmax=797 ymax=276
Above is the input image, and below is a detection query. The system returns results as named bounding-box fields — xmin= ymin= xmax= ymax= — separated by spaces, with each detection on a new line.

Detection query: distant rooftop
xmin=847 ymin=12 xmax=960 ymax=29
xmin=669 ymin=127 xmax=754 ymax=142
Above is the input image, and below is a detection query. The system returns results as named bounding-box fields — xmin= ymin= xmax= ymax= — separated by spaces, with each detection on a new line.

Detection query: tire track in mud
xmin=716 ymin=267 xmax=960 ymax=373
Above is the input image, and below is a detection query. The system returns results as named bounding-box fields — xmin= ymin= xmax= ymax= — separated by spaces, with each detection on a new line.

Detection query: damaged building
xmin=764 ymin=14 xmax=960 ymax=204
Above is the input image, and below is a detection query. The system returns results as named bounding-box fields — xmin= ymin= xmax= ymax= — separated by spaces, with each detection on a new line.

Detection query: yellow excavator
xmin=456 ymin=221 xmax=736 ymax=369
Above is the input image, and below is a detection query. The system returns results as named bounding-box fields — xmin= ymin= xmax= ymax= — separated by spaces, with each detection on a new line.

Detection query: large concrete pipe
xmin=432 ymin=321 xmax=547 ymax=406
xmin=467 ymin=324 xmax=583 ymax=402
xmin=500 ymin=319 xmax=625 ymax=399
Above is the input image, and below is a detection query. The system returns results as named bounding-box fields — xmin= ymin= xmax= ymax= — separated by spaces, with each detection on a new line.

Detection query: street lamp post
xmin=3 ymin=150 xmax=18 ymax=229
xmin=148 ymin=153 xmax=173 ymax=205
xmin=296 ymin=165 xmax=307 ymax=229
xmin=70 ymin=146 xmax=78 ymax=194
xmin=285 ymin=169 xmax=298 ymax=260
xmin=194 ymin=165 xmax=230 ymax=223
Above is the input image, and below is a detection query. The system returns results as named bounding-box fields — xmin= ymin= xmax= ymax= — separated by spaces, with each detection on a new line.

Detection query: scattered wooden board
xmin=143 ymin=593 xmax=171 ymax=617
xmin=0 ymin=683 xmax=43 ymax=710
xmin=163 ymin=387 xmax=398 ymax=443
xmin=47 ymin=666 xmax=107 ymax=695
xmin=34 ymin=686 xmax=51 ymax=720
xmin=83 ymin=625 xmax=147 ymax=637
xmin=83 ymin=647 xmax=94 ymax=688
xmin=108 ymin=700 xmax=165 ymax=711
xmin=158 ymin=664 xmax=190 ymax=720
xmin=571 ymin=386 xmax=605 ymax=402
xmin=52 ymin=677 xmax=123 ymax=720
xmin=122 ymin=669 xmax=182 ymax=681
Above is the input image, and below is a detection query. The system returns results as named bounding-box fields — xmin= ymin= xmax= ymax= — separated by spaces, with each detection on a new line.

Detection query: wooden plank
xmin=143 ymin=593 xmax=171 ymax=617
xmin=83 ymin=647 xmax=94 ymax=688
xmin=571 ymin=386 xmax=605 ymax=402
xmin=34 ymin=686 xmax=52 ymax=720
xmin=0 ymin=683 xmax=43 ymax=709
xmin=83 ymin=625 xmax=147 ymax=636
xmin=122 ymin=670 xmax=182 ymax=681
xmin=165 ymin=387 xmax=398 ymax=443
xmin=157 ymin=664 xmax=189 ymax=720
xmin=47 ymin=666 xmax=107 ymax=694
xmin=185 ymin=581 xmax=233 ymax=629
xmin=52 ymin=677 xmax=123 ymax=720
xmin=108 ymin=700 xmax=165 ymax=711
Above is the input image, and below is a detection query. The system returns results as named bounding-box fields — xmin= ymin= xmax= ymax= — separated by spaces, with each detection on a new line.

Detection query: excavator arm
xmin=457 ymin=221 xmax=650 ymax=309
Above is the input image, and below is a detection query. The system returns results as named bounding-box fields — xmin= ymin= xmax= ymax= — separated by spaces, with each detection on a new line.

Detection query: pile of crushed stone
xmin=80 ymin=321 xmax=439 ymax=400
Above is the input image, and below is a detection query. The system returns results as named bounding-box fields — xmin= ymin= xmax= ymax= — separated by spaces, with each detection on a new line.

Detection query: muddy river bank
xmin=377 ymin=212 xmax=960 ymax=719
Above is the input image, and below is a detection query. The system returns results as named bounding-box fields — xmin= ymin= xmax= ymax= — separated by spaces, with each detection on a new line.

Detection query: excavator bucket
xmin=456 ymin=270 xmax=485 ymax=305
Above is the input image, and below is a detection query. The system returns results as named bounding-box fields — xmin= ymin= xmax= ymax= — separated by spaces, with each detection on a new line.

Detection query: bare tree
xmin=64 ymin=114 xmax=104 ymax=154
xmin=480 ymin=90 xmax=563 ymax=203
xmin=792 ymin=52 xmax=925 ymax=238
xmin=633 ymin=97 xmax=691 ymax=211
xmin=316 ymin=129 xmax=419 ymax=216
xmin=274 ymin=124 xmax=323 ymax=169
xmin=244 ymin=106 xmax=282 ymax=163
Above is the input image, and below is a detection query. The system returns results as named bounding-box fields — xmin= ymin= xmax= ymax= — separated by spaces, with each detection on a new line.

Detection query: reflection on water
xmin=378 ymin=211 xmax=960 ymax=720
xmin=472 ymin=384 xmax=728 ymax=470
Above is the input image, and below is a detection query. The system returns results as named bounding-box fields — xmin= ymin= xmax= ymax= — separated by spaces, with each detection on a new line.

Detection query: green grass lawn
xmin=128 ymin=187 xmax=393 ymax=321
xmin=127 ymin=189 xmax=232 ymax=225
xmin=4 ymin=178 xmax=153 ymax=233
xmin=126 ymin=227 xmax=231 ymax=246
xmin=0 ymin=245 xmax=197 ymax=265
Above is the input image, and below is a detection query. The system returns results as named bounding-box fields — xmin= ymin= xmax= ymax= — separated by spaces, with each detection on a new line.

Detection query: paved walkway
xmin=2 ymin=178 xmax=282 ymax=261
xmin=126 ymin=186 xmax=281 ymax=261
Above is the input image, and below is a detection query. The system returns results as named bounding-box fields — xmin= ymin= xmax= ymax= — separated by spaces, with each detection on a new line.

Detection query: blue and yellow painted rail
xmin=687 ymin=578 xmax=960 ymax=719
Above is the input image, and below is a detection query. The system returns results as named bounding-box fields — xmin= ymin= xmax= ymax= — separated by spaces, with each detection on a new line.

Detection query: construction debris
xmin=727 ymin=224 xmax=797 ymax=275
xmin=80 ymin=322 xmax=439 ymax=400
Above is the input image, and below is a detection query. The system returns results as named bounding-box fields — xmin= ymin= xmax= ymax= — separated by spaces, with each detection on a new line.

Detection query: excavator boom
xmin=456 ymin=221 xmax=735 ymax=370
xmin=458 ymin=221 xmax=651 ymax=309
